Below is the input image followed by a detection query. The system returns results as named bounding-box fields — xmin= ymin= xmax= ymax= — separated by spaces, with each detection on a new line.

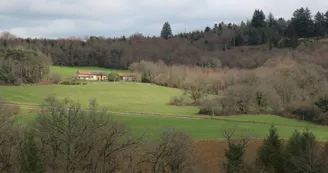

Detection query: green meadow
xmin=3 ymin=66 xmax=328 ymax=140
xmin=15 ymin=113 xmax=328 ymax=141
xmin=1 ymin=82 xmax=199 ymax=115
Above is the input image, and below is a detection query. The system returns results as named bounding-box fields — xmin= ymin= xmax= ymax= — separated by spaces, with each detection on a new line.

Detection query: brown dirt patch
xmin=194 ymin=139 xmax=264 ymax=173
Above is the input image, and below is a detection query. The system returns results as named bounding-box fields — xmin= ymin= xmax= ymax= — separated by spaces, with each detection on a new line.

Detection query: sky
xmin=0 ymin=0 xmax=327 ymax=38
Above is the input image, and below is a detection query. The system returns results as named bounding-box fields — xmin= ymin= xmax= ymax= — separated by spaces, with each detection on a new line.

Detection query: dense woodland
xmin=0 ymin=7 xmax=328 ymax=70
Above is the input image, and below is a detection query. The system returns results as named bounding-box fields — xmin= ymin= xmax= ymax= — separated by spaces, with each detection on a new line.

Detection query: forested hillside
xmin=0 ymin=7 xmax=327 ymax=70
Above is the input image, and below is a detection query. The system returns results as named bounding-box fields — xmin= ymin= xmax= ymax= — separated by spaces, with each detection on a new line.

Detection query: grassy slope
xmin=5 ymin=66 xmax=328 ymax=140
xmin=1 ymin=83 xmax=199 ymax=115
xmin=50 ymin=66 xmax=131 ymax=78
xmin=16 ymin=114 xmax=328 ymax=140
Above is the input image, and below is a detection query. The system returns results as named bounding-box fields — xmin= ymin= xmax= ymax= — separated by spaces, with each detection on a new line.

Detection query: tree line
xmin=0 ymin=7 xmax=327 ymax=70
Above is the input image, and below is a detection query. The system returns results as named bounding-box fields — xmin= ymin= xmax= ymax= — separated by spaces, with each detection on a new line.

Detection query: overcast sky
xmin=0 ymin=0 xmax=326 ymax=38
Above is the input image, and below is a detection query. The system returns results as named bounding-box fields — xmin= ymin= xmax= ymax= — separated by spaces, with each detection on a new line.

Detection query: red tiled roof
xmin=76 ymin=71 xmax=91 ymax=75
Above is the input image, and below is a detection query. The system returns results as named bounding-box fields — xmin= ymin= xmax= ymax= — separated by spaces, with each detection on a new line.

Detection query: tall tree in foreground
xmin=33 ymin=96 xmax=139 ymax=173
xmin=222 ymin=129 xmax=251 ymax=173
xmin=285 ymin=129 xmax=321 ymax=173
xmin=161 ymin=22 xmax=173 ymax=39
xmin=257 ymin=125 xmax=286 ymax=173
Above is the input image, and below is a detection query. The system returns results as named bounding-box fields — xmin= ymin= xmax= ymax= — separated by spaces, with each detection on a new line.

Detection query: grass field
xmin=50 ymin=66 xmax=131 ymax=78
xmin=1 ymin=82 xmax=199 ymax=115
xmin=15 ymin=113 xmax=328 ymax=140
xmin=3 ymin=65 xmax=328 ymax=141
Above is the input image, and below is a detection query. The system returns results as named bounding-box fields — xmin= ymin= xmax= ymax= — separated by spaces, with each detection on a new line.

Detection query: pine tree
xmin=227 ymin=23 xmax=233 ymax=29
xmin=276 ymin=18 xmax=288 ymax=36
xmin=251 ymin=9 xmax=266 ymax=28
xmin=219 ymin=22 xmax=224 ymax=30
xmin=267 ymin=12 xmax=276 ymax=27
xmin=291 ymin=7 xmax=314 ymax=37
xmin=240 ymin=21 xmax=246 ymax=28
xmin=160 ymin=22 xmax=173 ymax=39
xmin=324 ymin=11 xmax=328 ymax=33
xmin=204 ymin=26 xmax=211 ymax=32
xmin=285 ymin=129 xmax=320 ymax=173
xmin=258 ymin=125 xmax=286 ymax=173
xmin=248 ymin=28 xmax=262 ymax=45
xmin=314 ymin=12 xmax=326 ymax=37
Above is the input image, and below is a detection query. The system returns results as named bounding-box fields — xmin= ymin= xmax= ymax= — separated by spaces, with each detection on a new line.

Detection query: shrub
xmin=107 ymin=72 xmax=121 ymax=82
xmin=60 ymin=80 xmax=87 ymax=85
xmin=48 ymin=72 xmax=62 ymax=84
xmin=169 ymin=94 xmax=191 ymax=106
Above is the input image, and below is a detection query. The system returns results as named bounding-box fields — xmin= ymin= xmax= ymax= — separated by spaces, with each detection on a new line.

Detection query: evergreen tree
xmin=258 ymin=125 xmax=286 ymax=173
xmin=227 ymin=23 xmax=233 ymax=29
xmin=248 ymin=28 xmax=262 ymax=45
xmin=291 ymin=7 xmax=314 ymax=37
xmin=251 ymin=9 xmax=266 ymax=28
xmin=267 ymin=12 xmax=276 ymax=27
xmin=235 ymin=32 xmax=245 ymax=46
xmin=204 ymin=26 xmax=211 ymax=32
xmin=160 ymin=22 xmax=173 ymax=39
xmin=219 ymin=22 xmax=224 ymax=30
xmin=285 ymin=129 xmax=321 ymax=173
xmin=276 ymin=18 xmax=288 ymax=36
xmin=240 ymin=21 xmax=246 ymax=28
xmin=314 ymin=12 xmax=326 ymax=36
xmin=324 ymin=11 xmax=328 ymax=32
xmin=20 ymin=132 xmax=44 ymax=173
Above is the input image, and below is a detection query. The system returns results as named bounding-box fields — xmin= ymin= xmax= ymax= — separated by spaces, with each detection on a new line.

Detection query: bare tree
xmin=141 ymin=129 xmax=199 ymax=173
xmin=220 ymin=29 xmax=236 ymax=51
xmin=183 ymin=75 xmax=209 ymax=104
xmin=0 ymin=100 xmax=23 ymax=173
xmin=33 ymin=96 xmax=140 ymax=173
xmin=0 ymin=31 xmax=16 ymax=40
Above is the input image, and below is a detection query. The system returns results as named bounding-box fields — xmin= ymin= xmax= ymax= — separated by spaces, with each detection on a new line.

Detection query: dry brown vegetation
xmin=129 ymin=43 xmax=328 ymax=125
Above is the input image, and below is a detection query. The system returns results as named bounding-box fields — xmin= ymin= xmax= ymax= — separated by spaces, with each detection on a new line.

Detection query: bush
xmin=60 ymin=80 xmax=87 ymax=85
xmin=169 ymin=94 xmax=191 ymax=106
xmin=290 ymin=107 xmax=319 ymax=122
xmin=48 ymin=72 xmax=62 ymax=84
xmin=107 ymin=72 xmax=121 ymax=82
